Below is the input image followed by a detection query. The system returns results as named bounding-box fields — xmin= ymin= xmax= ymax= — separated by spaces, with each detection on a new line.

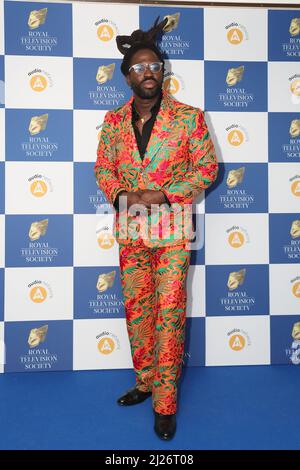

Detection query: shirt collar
xmin=131 ymin=90 xmax=162 ymax=120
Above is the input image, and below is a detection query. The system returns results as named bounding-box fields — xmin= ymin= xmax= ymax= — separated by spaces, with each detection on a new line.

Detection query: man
xmin=94 ymin=19 xmax=218 ymax=440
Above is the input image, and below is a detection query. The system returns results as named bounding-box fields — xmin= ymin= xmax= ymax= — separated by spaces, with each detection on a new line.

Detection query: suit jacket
xmin=94 ymin=90 xmax=218 ymax=247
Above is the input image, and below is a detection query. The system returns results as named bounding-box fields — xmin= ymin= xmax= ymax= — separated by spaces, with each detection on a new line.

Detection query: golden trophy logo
xmin=97 ymin=24 xmax=114 ymax=42
xmin=290 ymin=79 xmax=300 ymax=97
xmin=30 ymin=285 xmax=48 ymax=303
xmin=226 ymin=167 xmax=245 ymax=188
xmin=290 ymin=220 xmax=300 ymax=239
xmin=30 ymin=179 xmax=48 ymax=197
xmin=96 ymin=64 xmax=115 ymax=85
xmin=163 ymin=13 xmax=180 ymax=33
xmin=97 ymin=271 xmax=116 ymax=292
xmin=228 ymin=231 xmax=245 ymax=248
xmin=289 ymin=120 xmax=300 ymax=138
xmin=292 ymin=322 xmax=300 ymax=340
xmin=30 ymin=74 xmax=48 ymax=92
xmin=28 ymin=325 xmax=48 ymax=348
xmin=227 ymin=268 xmax=246 ymax=291
xmin=291 ymin=178 xmax=300 ymax=197
xmin=229 ymin=334 xmax=246 ymax=351
xmin=289 ymin=18 xmax=300 ymax=37
xmin=227 ymin=129 xmax=245 ymax=147
xmin=292 ymin=281 xmax=300 ymax=298
xmin=28 ymin=8 xmax=47 ymax=30
xmin=163 ymin=76 xmax=180 ymax=95
xmin=29 ymin=219 xmax=48 ymax=241
xmin=29 ymin=114 xmax=48 ymax=136
xmin=227 ymin=28 xmax=244 ymax=45
xmin=98 ymin=337 xmax=115 ymax=355
xmin=226 ymin=66 xmax=244 ymax=86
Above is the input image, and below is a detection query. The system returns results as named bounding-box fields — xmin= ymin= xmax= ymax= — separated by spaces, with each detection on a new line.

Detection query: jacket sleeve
xmin=94 ymin=111 xmax=127 ymax=207
xmin=160 ymin=109 xmax=218 ymax=206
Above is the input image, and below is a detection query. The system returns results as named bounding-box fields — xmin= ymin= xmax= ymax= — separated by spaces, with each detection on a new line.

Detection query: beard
xmin=130 ymin=78 xmax=163 ymax=99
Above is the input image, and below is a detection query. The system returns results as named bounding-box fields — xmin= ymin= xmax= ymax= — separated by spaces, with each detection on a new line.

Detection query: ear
xmin=125 ymin=74 xmax=131 ymax=87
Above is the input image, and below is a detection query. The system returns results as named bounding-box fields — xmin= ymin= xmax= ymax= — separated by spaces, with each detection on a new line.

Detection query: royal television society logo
xmin=219 ymin=65 xmax=254 ymax=109
xmin=226 ymin=123 xmax=249 ymax=147
xmin=86 ymin=271 xmax=123 ymax=316
xmin=28 ymin=280 xmax=53 ymax=303
xmin=282 ymin=119 xmax=300 ymax=160
xmin=28 ymin=174 xmax=53 ymax=198
xmin=22 ymin=113 xmax=58 ymax=159
xmin=225 ymin=22 xmax=249 ymax=45
xmin=90 ymin=63 xmax=125 ymax=107
xmin=219 ymin=269 xmax=255 ymax=313
xmin=219 ymin=167 xmax=255 ymax=210
xmin=96 ymin=331 xmax=120 ymax=355
xmin=95 ymin=18 xmax=118 ymax=43
xmin=284 ymin=219 xmax=300 ymax=260
xmin=163 ymin=71 xmax=185 ymax=96
xmin=20 ymin=8 xmax=58 ymax=54
xmin=19 ymin=219 xmax=59 ymax=264
xmin=281 ymin=18 xmax=300 ymax=58
xmin=28 ymin=68 xmax=53 ymax=92
xmin=228 ymin=327 xmax=251 ymax=351
xmin=286 ymin=322 xmax=300 ymax=365
xmin=159 ymin=13 xmax=190 ymax=56
xmin=19 ymin=324 xmax=58 ymax=370
xmin=226 ymin=225 xmax=250 ymax=248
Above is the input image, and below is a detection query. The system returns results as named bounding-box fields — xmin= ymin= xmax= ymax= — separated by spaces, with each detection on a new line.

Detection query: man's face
xmin=125 ymin=48 xmax=164 ymax=99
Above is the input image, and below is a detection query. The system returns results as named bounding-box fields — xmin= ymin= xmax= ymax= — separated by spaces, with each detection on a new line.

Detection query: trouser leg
xmin=151 ymin=243 xmax=191 ymax=415
xmin=119 ymin=244 xmax=156 ymax=392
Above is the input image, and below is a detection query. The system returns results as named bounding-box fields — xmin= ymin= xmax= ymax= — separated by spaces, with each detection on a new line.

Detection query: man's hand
xmin=118 ymin=190 xmax=167 ymax=211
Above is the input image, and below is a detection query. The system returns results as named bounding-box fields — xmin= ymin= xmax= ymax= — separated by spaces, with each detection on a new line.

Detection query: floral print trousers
xmin=119 ymin=241 xmax=191 ymax=415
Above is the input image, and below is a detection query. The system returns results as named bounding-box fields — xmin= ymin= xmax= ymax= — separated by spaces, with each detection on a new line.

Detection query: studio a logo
xmin=292 ymin=279 xmax=300 ymax=298
xmin=289 ymin=76 xmax=300 ymax=104
xmin=163 ymin=76 xmax=180 ymax=95
xmin=229 ymin=333 xmax=246 ymax=351
xmin=29 ymin=72 xmax=48 ymax=92
xmin=290 ymin=176 xmax=300 ymax=197
xmin=97 ymin=230 xmax=115 ymax=250
xmin=29 ymin=284 xmax=48 ymax=303
xmin=97 ymin=23 xmax=114 ymax=42
xmin=227 ymin=26 xmax=244 ymax=45
xmin=30 ymin=179 xmax=48 ymax=197
xmin=228 ymin=230 xmax=245 ymax=248
xmin=227 ymin=128 xmax=245 ymax=147
xmin=98 ymin=337 xmax=115 ymax=354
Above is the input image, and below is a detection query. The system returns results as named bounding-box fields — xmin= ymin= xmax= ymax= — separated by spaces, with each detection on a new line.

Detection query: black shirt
xmin=113 ymin=93 xmax=171 ymax=210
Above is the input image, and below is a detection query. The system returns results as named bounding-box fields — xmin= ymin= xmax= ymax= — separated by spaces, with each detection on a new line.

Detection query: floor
xmin=0 ymin=364 xmax=299 ymax=450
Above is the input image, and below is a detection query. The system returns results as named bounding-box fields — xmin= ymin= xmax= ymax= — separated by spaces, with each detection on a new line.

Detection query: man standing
xmin=94 ymin=19 xmax=218 ymax=440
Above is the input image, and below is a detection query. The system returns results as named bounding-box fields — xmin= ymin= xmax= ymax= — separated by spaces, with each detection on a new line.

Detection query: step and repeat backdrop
xmin=0 ymin=0 xmax=299 ymax=373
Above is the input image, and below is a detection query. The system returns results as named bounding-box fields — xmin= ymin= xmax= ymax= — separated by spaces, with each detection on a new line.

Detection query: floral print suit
xmin=95 ymin=90 xmax=218 ymax=414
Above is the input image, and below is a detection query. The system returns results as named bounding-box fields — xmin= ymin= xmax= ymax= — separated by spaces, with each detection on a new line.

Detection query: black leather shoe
xmin=154 ymin=411 xmax=176 ymax=440
xmin=117 ymin=386 xmax=152 ymax=406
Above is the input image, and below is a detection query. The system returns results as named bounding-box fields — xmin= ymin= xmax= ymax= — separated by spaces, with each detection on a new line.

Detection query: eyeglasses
xmin=128 ymin=62 xmax=163 ymax=75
